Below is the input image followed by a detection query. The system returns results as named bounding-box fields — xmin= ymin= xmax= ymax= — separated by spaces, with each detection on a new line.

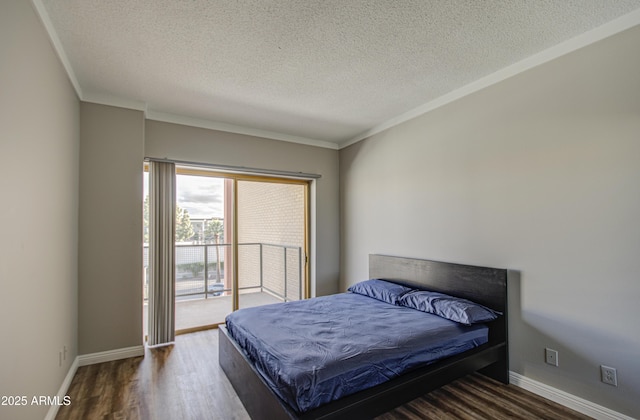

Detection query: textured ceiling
xmin=39 ymin=0 xmax=640 ymax=148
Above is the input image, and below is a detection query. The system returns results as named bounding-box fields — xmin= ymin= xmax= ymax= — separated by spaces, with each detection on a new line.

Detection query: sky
xmin=143 ymin=173 xmax=224 ymax=220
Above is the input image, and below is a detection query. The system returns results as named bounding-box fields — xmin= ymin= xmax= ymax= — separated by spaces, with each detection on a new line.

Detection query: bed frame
xmin=219 ymin=254 xmax=508 ymax=419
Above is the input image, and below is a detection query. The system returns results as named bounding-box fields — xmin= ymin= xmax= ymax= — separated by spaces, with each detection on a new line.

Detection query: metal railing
xmin=143 ymin=242 xmax=303 ymax=302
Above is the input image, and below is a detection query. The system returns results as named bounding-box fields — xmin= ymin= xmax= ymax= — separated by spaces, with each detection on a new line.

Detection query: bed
xmin=219 ymin=254 xmax=508 ymax=419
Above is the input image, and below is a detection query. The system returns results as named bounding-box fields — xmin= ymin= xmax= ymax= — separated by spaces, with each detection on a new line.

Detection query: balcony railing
xmin=143 ymin=242 xmax=303 ymax=302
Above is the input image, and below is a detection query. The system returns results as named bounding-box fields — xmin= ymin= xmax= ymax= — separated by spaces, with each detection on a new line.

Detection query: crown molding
xmin=79 ymin=95 xmax=338 ymax=149
xmin=31 ymin=0 xmax=83 ymax=100
xmin=340 ymin=9 xmax=640 ymax=149
xmin=82 ymin=92 xmax=148 ymax=112
xmin=33 ymin=0 xmax=639 ymax=152
xmin=145 ymin=110 xmax=340 ymax=150
xmin=30 ymin=0 xmax=337 ymax=150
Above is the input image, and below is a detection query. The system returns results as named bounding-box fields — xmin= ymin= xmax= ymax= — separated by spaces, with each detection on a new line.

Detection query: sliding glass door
xmin=143 ymin=166 xmax=309 ymax=336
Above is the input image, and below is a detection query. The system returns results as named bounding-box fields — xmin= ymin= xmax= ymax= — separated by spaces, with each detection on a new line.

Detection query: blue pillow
xmin=347 ymin=279 xmax=414 ymax=305
xmin=399 ymin=290 xmax=501 ymax=325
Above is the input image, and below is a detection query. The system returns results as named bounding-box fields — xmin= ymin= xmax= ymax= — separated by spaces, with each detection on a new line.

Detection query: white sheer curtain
xmin=148 ymin=161 xmax=176 ymax=346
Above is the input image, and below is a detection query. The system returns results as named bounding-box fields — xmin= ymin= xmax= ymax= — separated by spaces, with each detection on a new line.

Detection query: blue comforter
xmin=225 ymin=292 xmax=488 ymax=413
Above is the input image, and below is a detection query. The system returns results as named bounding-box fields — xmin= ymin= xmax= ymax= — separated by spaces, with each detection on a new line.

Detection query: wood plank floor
xmin=56 ymin=330 xmax=591 ymax=420
xmin=376 ymin=374 xmax=591 ymax=420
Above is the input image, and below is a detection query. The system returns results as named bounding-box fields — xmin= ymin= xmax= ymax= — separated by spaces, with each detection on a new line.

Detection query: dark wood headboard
xmin=369 ymin=254 xmax=507 ymax=312
xmin=369 ymin=254 xmax=508 ymax=346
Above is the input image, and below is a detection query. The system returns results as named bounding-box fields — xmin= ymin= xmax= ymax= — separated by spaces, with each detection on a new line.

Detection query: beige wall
xmin=340 ymin=25 xmax=640 ymax=417
xmin=0 ymin=1 xmax=80 ymax=419
xmin=78 ymin=103 xmax=144 ymax=354
xmin=145 ymin=120 xmax=340 ymax=297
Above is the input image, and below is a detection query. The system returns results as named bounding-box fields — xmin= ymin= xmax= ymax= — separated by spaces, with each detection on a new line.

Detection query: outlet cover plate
xmin=545 ymin=348 xmax=558 ymax=366
xmin=601 ymin=365 xmax=618 ymax=386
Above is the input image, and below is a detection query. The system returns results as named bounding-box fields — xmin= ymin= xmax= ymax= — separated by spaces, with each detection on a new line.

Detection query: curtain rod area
xmin=144 ymin=157 xmax=322 ymax=180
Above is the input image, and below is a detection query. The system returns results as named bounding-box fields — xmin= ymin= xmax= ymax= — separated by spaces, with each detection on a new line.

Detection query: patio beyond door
xmin=237 ymin=180 xmax=307 ymax=310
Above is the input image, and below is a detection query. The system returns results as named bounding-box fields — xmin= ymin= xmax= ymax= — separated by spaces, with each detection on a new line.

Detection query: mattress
xmin=225 ymin=292 xmax=489 ymax=414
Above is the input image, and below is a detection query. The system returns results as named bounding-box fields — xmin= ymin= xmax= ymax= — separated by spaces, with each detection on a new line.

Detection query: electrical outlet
xmin=601 ymin=365 xmax=618 ymax=386
xmin=545 ymin=348 xmax=558 ymax=366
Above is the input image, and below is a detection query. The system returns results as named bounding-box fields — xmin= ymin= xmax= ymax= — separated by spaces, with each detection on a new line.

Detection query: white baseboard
xmin=44 ymin=355 xmax=630 ymax=420
xmin=44 ymin=345 xmax=144 ymax=419
xmin=44 ymin=356 xmax=79 ymax=420
xmin=509 ymin=371 xmax=633 ymax=420
xmin=77 ymin=345 xmax=145 ymax=366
